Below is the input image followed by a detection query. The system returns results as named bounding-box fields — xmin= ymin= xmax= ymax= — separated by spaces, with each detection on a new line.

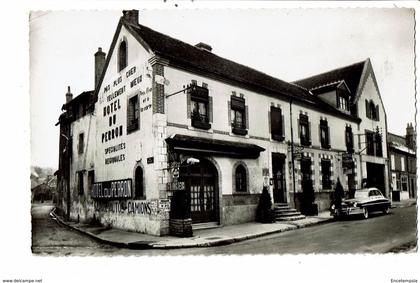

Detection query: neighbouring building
xmin=388 ymin=123 xmax=417 ymax=200
xmin=55 ymin=10 xmax=390 ymax=236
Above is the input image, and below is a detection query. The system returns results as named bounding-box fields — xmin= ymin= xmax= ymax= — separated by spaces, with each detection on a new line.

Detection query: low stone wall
xmin=222 ymin=194 xmax=260 ymax=225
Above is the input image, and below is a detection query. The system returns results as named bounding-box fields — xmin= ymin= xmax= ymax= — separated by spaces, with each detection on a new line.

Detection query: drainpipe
xmin=289 ymin=99 xmax=297 ymax=208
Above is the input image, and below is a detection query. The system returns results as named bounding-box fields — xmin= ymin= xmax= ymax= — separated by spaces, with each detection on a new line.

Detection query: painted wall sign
xmin=93 ymin=199 xmax=170 ymax=217
xmin=91 ymin=179 xmax=132 ymax=199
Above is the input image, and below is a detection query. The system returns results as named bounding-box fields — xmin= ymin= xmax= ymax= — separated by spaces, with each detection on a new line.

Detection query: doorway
xmin=272 ymin=153 xmax=286 ymax=203
xmin=179 ymin=158 xmax=218 ymax=224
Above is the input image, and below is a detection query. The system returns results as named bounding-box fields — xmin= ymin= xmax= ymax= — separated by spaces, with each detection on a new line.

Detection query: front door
xmin=272 ymin=153 xmax=286 ymax=203
xmin=180 ymin=158 xmax=218 ymax=224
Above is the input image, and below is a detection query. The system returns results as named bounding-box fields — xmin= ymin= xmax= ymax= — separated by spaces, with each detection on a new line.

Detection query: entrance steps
xmin=192 ymin=222 xmax=220 ymax=231
xmin=273 ymin=203 xmax=306 ymax=221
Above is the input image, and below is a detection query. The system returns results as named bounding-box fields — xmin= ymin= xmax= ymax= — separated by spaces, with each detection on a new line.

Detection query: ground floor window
xmin=321 ymin=160 xmax=331 ymax=190
xmin=235 ymin=164 xmax=247 ymax=193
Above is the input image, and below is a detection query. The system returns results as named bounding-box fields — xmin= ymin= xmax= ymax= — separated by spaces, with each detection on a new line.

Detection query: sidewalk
xmin=50 ymin=209 xmax=333 ymax=250
xmin=391 ymin=198 xmax=417 ymax=208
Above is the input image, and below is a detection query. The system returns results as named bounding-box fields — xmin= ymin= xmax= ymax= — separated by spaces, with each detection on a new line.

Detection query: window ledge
xmin=191 ymin=119 xmax=211 ymax=130
xmin=232 ymin=127 xmax=248 ymax=136
xmin=272 ymin=134 xmax=285 ymax=142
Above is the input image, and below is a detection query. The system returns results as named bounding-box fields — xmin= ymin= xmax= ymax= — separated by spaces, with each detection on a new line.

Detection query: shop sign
xmin=147 ymin=157 xmax=154 ymax=164
xmin=92 ymin=179 xmax=132 ymax=199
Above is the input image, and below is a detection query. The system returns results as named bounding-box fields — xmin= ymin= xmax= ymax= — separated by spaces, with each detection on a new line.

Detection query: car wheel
xmin=383 ymin=205 xmax=390 ymax=215
xmin=362 ymin=207 xmax=369 ymax=219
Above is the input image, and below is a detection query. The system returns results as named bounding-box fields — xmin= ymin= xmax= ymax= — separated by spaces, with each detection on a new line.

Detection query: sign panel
xmin=91 ymin=179 xmax=132 ymax=199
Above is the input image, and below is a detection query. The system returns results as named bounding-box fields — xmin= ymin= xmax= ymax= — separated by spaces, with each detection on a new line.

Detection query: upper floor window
xmin=337 ymin=95 xmax=350 ymax=111
xmin=390 ymin=154 xmax=395 ymax=170
xmin=319 ymin=119 xmax=330 ymax=149
xmin=365 ymin=130 xmax=382 ymax=157
xmin=366 ymin=131 xmax=375 ymax=156
xmin=78 ymin=133 xmax=84 ymax=155
xmin=270 ymin=106 xmax=284 ymax=141
xmin=189 ymin=84 xmax=211 ymax=130
xmin=401 ymin=156 xmax=405 ymax=172
xmin=235 ymin=164 xmax=247 ymax=193
xmin=231 ymin=95 xmax=247 ymax=135
xmin=299 ymin=114 xmax=311 ymax=146
xmin=365 ymin=99 xmax=380 ymax=121
xmin=345 ymin=126 xmax=354 ymax=153
xmin=127 ymin=95 xmax=139 ymax=133
xmin=118 ymin=40 xmax=128 ymax=72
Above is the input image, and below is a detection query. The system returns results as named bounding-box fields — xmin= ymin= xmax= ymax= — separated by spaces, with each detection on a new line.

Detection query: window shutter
xmin=268 ymin=110 xmax=271 ymax=134
xmin=209 ymin=96 xmax=213 ymax=123
xmin=281 ymin=115 xmax=285 ymax=139
xmin=297 ymin=118 xmax=301 ymax=141
xmin=228 ymin=101 xmax=231 ymax=126
xmin=308 ymin=121 xmax=312 ymax=142
xmin=365 ymin=99 xmax=370 ymax=118
xmin=319 ymin=124 xmax=322 ymax=146
xmin=336 ymin=92 xmax=340 ymax=108
xmin=245 ymin=105 xmax=249 ymax=129
xmin=376 ymin=105 xmax=380 ymax=121
xmin=186 ymin=92 xmax=191 ymax=119
xmin=327 ymin=126 xmax=331 ymax=147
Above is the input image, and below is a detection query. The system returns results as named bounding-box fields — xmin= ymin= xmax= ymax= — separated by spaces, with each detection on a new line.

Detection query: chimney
xmin=94 ymin=47 xmax=106 ymax=89
xmin=65 ymin=86 xmax=73 ymax=103
xmin=195 ymin=42 xmax=212 ymax=52
xmin=406 ymin=122 xmax=416 ymax=150
xmin=122 ymin=10 xmax=139 ymax=25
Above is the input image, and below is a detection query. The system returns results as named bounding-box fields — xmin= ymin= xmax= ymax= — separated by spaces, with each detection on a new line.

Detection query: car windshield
xmin=354 ymin=191 xmax=368 ymax=199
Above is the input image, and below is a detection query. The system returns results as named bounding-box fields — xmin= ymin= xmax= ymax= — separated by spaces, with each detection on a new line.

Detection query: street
xmin=32 ymin=203 xmax=417 ymax=256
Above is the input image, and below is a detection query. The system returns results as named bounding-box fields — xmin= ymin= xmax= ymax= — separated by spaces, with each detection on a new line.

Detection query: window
xmin=366 ymin=132 xmax=375 ymax=156
xmin=270 ymin=106 xmax=284 ymax=141
xmin=135 ymin=166 xmax=144 ymax=198
xmin=189 ymin=85 xmax=211 ymax=130
xmin=391 ymin=155 xmax=395 ymax=170
xmin=345 ymin=126 xmax=354 ymax=153
xmin=77 ymin=171 xmax=84 ymax=195
xmin=78 ymin=133 xmax=84 ymax=154
xmin=319 ymin=120 xmax=330 ymax=149
xmin=88 ymin=170 xmax=94 ymax=195
xmin=299 ymin=114 xmax=311 ymax=146
xmin=127 ymin=95 xmax=139 ymax=133
xmin=321 ymin=160 xmax=332 ymax=190
xmin=231 ymin=96 xmax=247 ymax=135
xmin=401 ymin=157 xmax=405 ymax=172
xmin=235 ymin=164 xmax=247 ymax=193
xmin=338 ymin=96 xmax=349 ymax=111
xmin=401 ymin=176 xmax=408 ymax=191
xmin=365 ymin=99 xmax=380 ymax=121
xmin=118 ymin=40 xmax=128 ymax=72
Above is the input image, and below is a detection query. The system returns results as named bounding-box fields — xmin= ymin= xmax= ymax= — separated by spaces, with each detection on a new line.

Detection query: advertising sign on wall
xmin=91 ymin=179 xmax=132 ymax=199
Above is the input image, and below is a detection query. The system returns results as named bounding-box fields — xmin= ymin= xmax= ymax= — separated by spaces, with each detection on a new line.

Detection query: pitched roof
xmin=123 ymin=21 xmax=359 ymax=122
xmin=128 ymin=23 xmax=314 ymax=102
xmin=293 ymin=60 xmax=366 ymax=99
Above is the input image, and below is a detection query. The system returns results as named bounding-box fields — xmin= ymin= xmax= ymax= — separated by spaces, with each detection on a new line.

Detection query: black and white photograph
xmin=1 ymin=2 xmax=419 ymax=283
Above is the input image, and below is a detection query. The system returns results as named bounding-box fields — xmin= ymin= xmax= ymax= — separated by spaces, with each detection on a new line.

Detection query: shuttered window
xmin=231 ymin=95 xmax=247 ymax=135
xmin=270 ymin=106 xmax=284 ymax=141
xmin=127 ymin=95 xmax=139 ymax=133
xmin=320 ymin=119 xmax=330 ymax=149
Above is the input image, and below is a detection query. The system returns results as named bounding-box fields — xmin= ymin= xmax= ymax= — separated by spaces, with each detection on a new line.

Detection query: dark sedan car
xmin=331 ymin=188 xmax=391 ymax=219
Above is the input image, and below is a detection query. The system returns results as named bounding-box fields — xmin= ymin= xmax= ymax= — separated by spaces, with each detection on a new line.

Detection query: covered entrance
xmin=179 ymin=158 xmax=218 ymax=224
xmin=272 ymin=153 xmax=287 ymax=203
xmin=366 ymin=162 xmax=385 ymax=195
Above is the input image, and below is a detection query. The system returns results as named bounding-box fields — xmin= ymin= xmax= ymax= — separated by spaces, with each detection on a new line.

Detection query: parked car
xmin=331 ymin=188 xmax=391 ymax=219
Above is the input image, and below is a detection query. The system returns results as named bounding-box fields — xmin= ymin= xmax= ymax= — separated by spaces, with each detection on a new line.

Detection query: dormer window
xmin=118 ymin=40 xmax=128 ymax=72
xmin=338 ymin=96 xmax=349 ymax=111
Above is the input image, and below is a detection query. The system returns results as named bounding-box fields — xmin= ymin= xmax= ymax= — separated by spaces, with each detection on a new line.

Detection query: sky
xmin=30 ymin=8 xmax=416 ymax=169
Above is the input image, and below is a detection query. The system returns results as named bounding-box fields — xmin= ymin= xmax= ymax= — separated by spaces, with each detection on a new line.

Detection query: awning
xmin=165 ymin=134 xmax=265 ymax=159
